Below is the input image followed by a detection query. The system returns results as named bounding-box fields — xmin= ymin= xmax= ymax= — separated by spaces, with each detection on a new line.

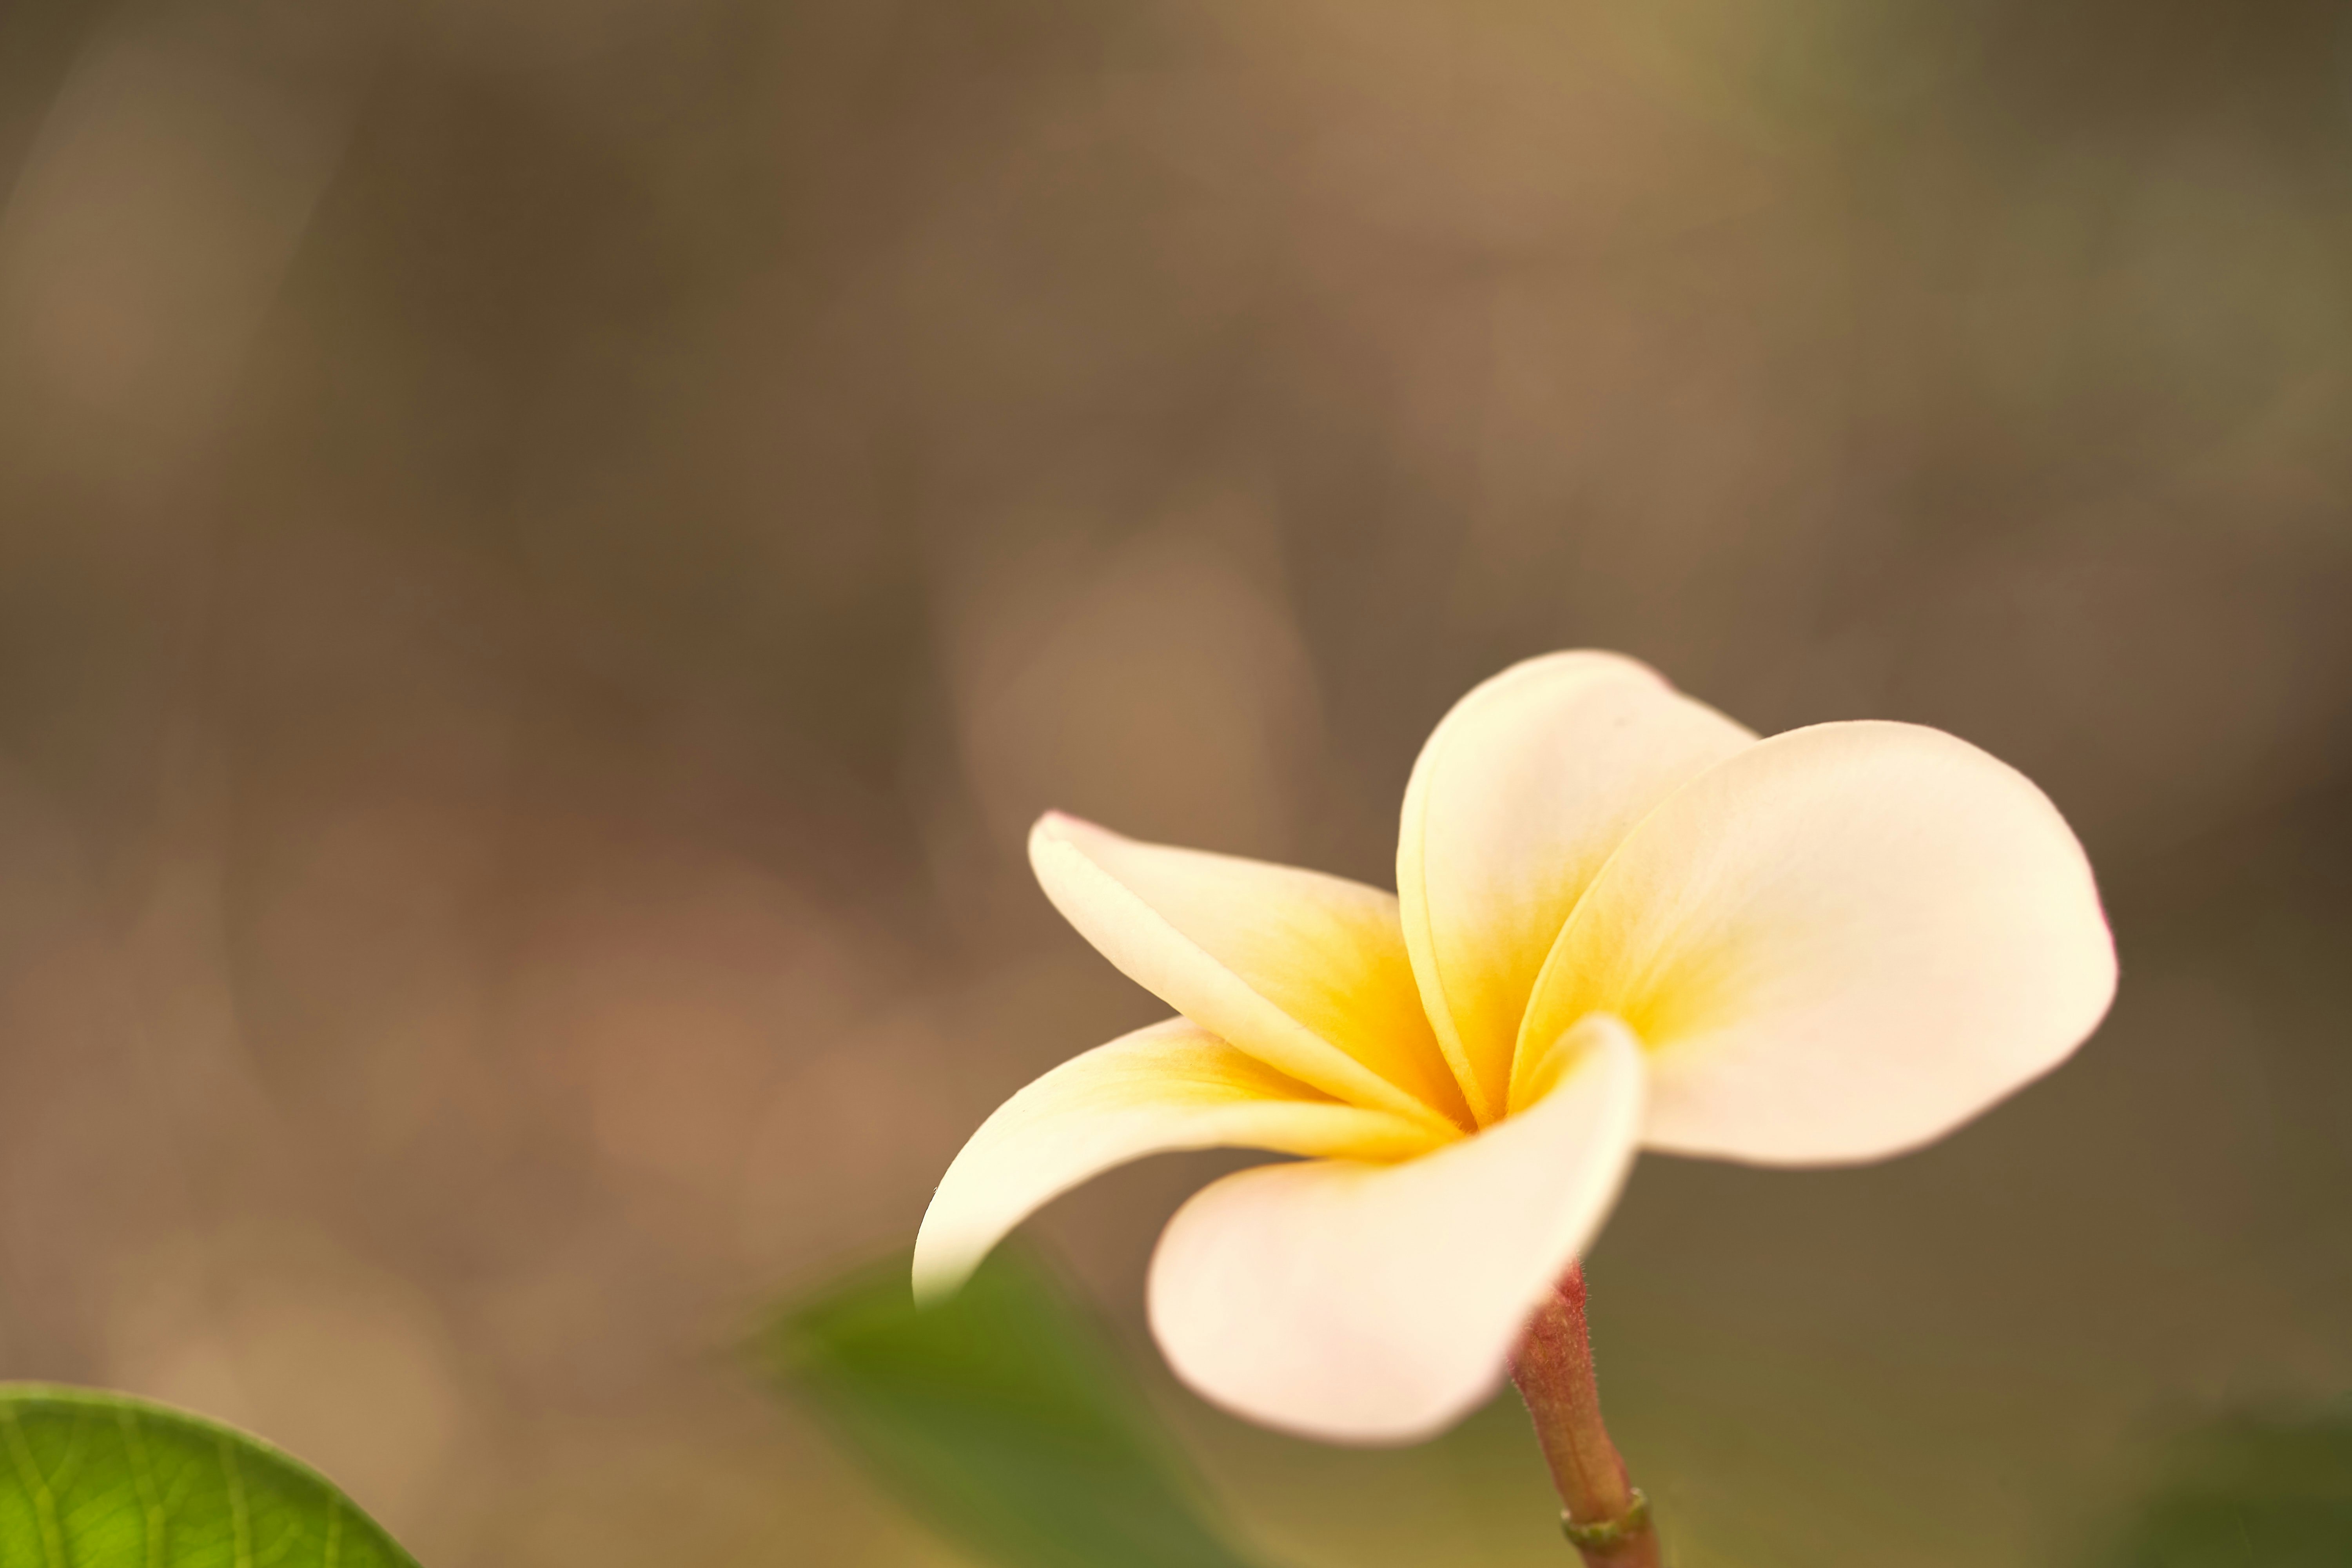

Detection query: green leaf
xmin=0 ymin=1384 xmax=421 ymax=1568
xmin=2095 ymin=1405 xmax=2352 ymax=1568
xmin=758 ymin=1244 xmax=1277 ymax=1568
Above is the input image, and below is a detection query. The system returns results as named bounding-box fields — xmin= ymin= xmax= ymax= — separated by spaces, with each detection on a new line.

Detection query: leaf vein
xmin=219 ymin=1434 xmax=254 ymax=1568
xmin=116 ymin=1405 xmax=169 ymax=1568
xmin=0 ymin=1406 xmax=68 ymax=1568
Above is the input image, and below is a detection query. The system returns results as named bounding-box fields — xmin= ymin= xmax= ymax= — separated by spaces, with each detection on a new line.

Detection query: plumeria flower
xmin=914 ymin=652 xmax=2116 ymax=1443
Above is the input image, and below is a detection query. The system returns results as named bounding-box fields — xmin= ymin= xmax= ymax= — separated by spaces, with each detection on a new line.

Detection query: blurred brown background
xmin=1 ymin=0 xmax=2347 ymax=1563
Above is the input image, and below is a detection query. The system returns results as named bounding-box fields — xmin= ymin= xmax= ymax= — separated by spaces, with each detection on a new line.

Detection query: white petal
xmin=1516 ymin=721 xmax=2118 ymax=1162
xmin=913 ymin=1018 xmax=1440 ymax=1301
xmin=1398 ymin=652 xmax=1754 ymax=1123
xmin=1145 ymin=1015 xmax=1646 ymax=1443
xmin=1031 ymin=813 xmax=1468 ymax=1130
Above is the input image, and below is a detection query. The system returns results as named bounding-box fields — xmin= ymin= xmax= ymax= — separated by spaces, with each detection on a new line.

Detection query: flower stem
xmin=1510 ymin=1263 xmax=1662 ymax=1568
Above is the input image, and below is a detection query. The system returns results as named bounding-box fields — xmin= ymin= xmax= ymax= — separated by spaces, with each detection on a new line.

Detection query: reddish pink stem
xmin=1510 ymin=1264 xmax=1663 ymax=1567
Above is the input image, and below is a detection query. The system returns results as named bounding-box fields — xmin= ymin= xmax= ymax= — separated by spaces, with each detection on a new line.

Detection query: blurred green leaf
xmin=759 ymin=1245 xmax=1275 ymax=1568
xmin=2095 ymin=1405 xmax=2352 ymax=1568
xmin=0 ymin=1383 xmax=420 ymax=1568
